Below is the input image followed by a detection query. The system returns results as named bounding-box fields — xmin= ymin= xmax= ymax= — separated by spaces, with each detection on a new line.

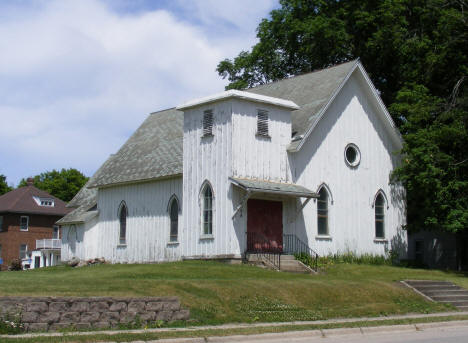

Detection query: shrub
xmin=8 ymin=259 xmax=22 ymax=271
xmin=296 ymin=251 xmax=396 ymax=271
xmin=0 ymin=311 xmax=24 ymax=334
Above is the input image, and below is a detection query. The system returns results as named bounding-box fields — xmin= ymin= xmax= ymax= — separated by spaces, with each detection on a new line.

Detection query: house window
xmin=119 ymin=202 xmax=127 ymax=245
xmin=317 ymin=188 xmax=329 ymax=235
xmin=19 ymin=244 xmax=27 ymax=259
xmin=53 ymin=225 xmax=59 ymax=239
xmin=0 ymin=244 xmax=2 ymax=258
xmin=202 ymin=183 xmax=213 ymax=236
xmin=40 ymin=199 xmax=54 ymax=207
xmin=169 ymin=197 xmax=179 ymax=242
xmin=375 ymin=193 xmax=385 ymax=239
xmin=344 ymin=143 xmax=361 ymax=167
xmin=20 ymin=216 xmax=29 ymax=231
xmin=203 ymin=109 xmax=214 ymax=136
xmin=0 ymin=216 xmax=3 ymax=231
xmin=257 ymin=110 xmax=269 ymax=136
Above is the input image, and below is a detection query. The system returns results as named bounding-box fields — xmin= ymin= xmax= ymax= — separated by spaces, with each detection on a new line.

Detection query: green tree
xmin=0 ymin=174 xmax=12 ymax=195
xmin=217 ymin=0 xmax=468 ymax=233
xmin=391 ymin=83 xmax=468 ymax=233
xmin=19 ymin=168 xmax=88 ymax=202
xmin=217 ymin=0 xmax=467 ymax=121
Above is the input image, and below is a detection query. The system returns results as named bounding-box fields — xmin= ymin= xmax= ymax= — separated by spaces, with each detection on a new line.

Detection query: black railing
xmin=283 ymin=234 xmax=319 ymax=271
xmin=246 ymin=232 xmax=281 ymax=270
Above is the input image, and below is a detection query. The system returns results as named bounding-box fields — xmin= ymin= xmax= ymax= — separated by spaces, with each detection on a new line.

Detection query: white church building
xmin=57 ymin=60 xmax=406 ymax=264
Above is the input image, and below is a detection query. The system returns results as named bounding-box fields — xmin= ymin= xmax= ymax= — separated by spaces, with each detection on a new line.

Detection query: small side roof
xmin=176 ymin=89 xmax=299 ymax=111
xmin=230 ymin=177 xmax=317 ymax=198
xmin=56 ymin=203 xmax=98 ymax=225
xmin=0 ymin=185 xmax=71 ymax=216
xmin=87 ymin=108 xmax=183 ymax=189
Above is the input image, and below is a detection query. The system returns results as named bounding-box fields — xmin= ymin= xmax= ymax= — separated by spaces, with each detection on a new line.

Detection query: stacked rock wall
xmin=0 ymin=296 xmax=189 ymax=332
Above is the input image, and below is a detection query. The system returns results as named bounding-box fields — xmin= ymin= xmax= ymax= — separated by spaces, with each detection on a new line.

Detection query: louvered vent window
xmin=203 ymin=109 xmax=214 ymax=136
xmin=257 ymin=110 xmax=269 ymax=137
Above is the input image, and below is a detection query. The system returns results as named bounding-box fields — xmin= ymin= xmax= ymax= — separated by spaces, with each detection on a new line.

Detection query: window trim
xmin=118 ymin=201 xmax=128 ymax=246
xmin=256 ymin=109 xmax=270 ymax=138
xmin=200 ymin=181 xmax=214 ymax=238
xmin=168 ymin=195 xmax=180 ymax=243
xmin=344 ymin=143 xmax=361 ymax=168
xmin=373 ymin=191 xmax=386 ymax=240
xmin=202 ymin=109 xmax=214 ymax=137
xmin=53 ymin=225 xmax=60 ymax=239
xmin=20 ymin=216 xmax=29 ymax=231
xmin=316 ymin=186 xmax=330 ymax=236
xmin=0 ymin=215 xmax=3 ymax=231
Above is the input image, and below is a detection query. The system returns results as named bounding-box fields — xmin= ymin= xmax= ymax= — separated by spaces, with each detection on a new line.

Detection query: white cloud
xmin=0 ymin=0 xmax=277 ymax=186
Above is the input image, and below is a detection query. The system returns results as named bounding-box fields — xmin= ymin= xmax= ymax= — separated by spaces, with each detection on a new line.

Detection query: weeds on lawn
xmin=295 ymin=250 xmax=399 ymax=271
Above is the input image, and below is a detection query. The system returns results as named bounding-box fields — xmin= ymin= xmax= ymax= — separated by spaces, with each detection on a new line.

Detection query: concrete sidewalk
xmin=2 ymin=310 xmax=468 ymax=339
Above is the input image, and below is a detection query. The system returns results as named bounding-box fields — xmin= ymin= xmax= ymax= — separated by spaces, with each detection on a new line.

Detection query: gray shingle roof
xmin=83 ymin=61 xmax=356 ymax=189
xmin=246 ymin=60 xmax=357 ymax=142
xmin=230 ymin=177 xmax=317 ymax=198
xmin=87 ymin=108 xmax=183 ymax=188
xmin=56 ymin=204 xmax=98 ymax=225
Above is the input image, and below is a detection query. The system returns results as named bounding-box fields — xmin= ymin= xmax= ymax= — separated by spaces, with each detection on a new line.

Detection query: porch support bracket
xmin=290 ymin=197 xmax=312 ymax=222
xmin=232 ymin=190 xmax=251 ymax=219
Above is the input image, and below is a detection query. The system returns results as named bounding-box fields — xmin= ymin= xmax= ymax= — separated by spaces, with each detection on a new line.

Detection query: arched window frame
xmin=118 ymin=201 xmax=128 ymax=245
xmin=167 ymin=195 xmax=180 ymax=243
xmin=316 ymin=184 xmax=332 ymax=237
xmin=373 ymin=190 xmax=387 ymax=240
xmin=199 ymin=180 xmax=214 ymax=238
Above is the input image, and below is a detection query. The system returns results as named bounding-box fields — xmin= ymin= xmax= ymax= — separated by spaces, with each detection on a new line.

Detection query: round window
xmin=345 ymin=143 xmax=360 ymax=167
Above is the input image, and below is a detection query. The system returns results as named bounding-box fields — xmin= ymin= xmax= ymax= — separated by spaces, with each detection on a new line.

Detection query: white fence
xmin=36 ymin=239 xmax=61 ymax=250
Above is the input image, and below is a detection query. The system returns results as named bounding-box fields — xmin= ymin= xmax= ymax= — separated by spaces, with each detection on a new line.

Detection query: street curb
xmin=2 ymin=311 xmax=468 ymax=339
xmin=149 ymin=320 xmax=468 ymax=343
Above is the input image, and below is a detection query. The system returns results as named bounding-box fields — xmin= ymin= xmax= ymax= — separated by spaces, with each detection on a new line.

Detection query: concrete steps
xmin=245 ymin=254 xmax=314 ymax=274
xmin=404 ymin=280 xmax=468 ymax=310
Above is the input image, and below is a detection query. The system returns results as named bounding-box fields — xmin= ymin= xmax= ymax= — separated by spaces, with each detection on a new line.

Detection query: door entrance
xmin=247 ymin=199 xmax=283 ymax=252
xmin=34 ymin=256 xmax=40 ymax=268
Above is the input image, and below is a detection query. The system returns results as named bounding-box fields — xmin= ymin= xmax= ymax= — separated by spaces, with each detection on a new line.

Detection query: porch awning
xmin=230 ymin=177 xmax=317 ymax=198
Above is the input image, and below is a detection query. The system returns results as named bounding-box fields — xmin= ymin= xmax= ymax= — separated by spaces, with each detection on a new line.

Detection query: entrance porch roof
xmin=230 ymin=177 xmax=317 ymax=198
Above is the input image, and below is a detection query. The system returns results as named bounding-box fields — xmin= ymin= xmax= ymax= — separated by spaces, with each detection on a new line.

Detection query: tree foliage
xmin=217 ymin=0 xmax=468 ymax=233
xmin=19 ymin=168 xmax=88 ymax=202
xmin=0 ymin=175 xmax=12 ymax=196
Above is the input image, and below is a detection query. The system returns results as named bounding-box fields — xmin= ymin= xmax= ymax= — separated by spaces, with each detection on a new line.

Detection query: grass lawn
xmin=0 ymin=261 xmax=466 ymax=325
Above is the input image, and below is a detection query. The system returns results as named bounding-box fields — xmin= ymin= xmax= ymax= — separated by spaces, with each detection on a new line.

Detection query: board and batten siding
xmin=96 ymin=177 xmax=182 ymax=263
xmin=289 ymin=70 xmax=406 ymax=257
xmin=61 ymin=216 xmax=99 ymax=261
xmin=182 ymin=100 xmax=242 ymax=258
xmin=231 ymin=100 xmax=292 ymax=182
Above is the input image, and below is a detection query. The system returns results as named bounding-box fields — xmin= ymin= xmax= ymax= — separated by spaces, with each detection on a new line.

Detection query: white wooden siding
xmin=92 ymin=178 xmax=182 ymax=263
xmin=289 ymin=71 xmax=406 ymax=257
xmin=231 ymin=100 xmax=292 ymax=182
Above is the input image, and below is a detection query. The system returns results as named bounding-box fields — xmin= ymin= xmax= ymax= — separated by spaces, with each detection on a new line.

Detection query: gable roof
xmin=83 ymin=60 xmax=398 ymax=189
xmin=87 ymin=108 xmax=183 ymax=189
xmin=0 ymin=185 xmax=71 ymax=216
xmin=176 ymin=89 xmax=299 ymax=111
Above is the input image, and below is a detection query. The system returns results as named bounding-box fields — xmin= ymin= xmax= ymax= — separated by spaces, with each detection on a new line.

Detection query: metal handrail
xmin=283 ymin=234 xmax=319 ymax=271
xmin=246 ymin=232 xmax=281 ymax=270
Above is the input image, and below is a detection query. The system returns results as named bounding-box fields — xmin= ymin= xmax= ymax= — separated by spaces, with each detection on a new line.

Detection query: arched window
xmin=119 ymin=202 xmax=127 ymax=245
xmin=201 ymin=183 xmax=213 ymax=235
xmin=169 ymin=197 xmax=179 ymax=242
xmin=317 ymin=187 xmax=329 ymax=235
xmin=375 ymin=193 xmax=385 ymax=238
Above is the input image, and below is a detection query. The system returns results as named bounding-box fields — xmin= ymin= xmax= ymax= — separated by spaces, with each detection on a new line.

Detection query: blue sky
xmin=0 ymin=0 xmax=278 ymax=187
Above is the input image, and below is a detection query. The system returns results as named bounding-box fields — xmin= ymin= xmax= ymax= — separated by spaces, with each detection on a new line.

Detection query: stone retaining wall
xmin=0 ymin=296 xmax=190 ymax=332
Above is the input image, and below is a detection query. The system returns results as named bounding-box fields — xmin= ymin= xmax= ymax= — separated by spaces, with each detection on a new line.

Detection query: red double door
xmin=247 ymin=199 xmax=283 ymax=252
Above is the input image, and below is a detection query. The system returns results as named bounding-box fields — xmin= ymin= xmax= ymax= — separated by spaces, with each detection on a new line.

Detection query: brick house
xmin=0 ymin=179 xmax=71 ymax=270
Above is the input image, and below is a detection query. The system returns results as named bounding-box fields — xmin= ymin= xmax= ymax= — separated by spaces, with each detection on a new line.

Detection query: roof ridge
xmin=249 ymin=59 xmax=359 ymax=91
xmin=149 ymin=107 xmax=177 ymax=115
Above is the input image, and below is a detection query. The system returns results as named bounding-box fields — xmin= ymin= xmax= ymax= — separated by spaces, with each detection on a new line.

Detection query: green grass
xmin=0 ymin=261 xmax=466 ymax=326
